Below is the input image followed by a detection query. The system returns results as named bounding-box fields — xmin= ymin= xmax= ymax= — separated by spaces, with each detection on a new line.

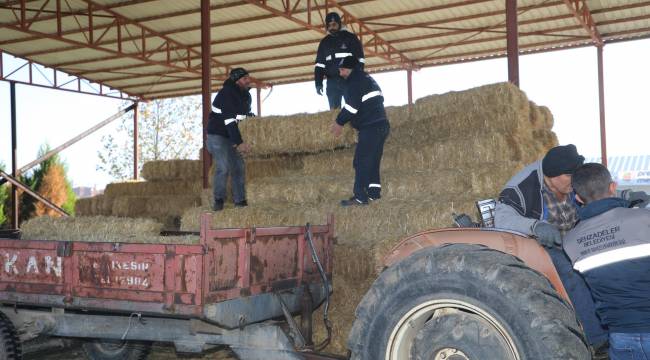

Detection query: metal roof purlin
xmin=562 ymin=0 xmax=603 ymax=46
xmin=242 ymin=0 xmax=415 ymax=69
xmin=79 ymin=0 xmax=231 ymax=76
xmin=328 ymin=0 xmax=417 ymax=69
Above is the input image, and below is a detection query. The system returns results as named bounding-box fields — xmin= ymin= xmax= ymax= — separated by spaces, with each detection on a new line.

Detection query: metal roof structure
xmin=1 ymin=0 xmax=650 ymax=100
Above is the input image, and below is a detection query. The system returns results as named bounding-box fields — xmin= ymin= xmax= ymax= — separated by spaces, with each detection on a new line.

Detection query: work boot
xmin=213 ymin=199 xmax=224 ymax=211
xmin=234 ymin=200 xmax=248 ymax=208
xmin=591 ymin=340 xmax=609 ymax=360
xmin=340 ymin=197 xmax=368 ymax=207
xmin=368 ymin=195 xmax=381 ymax=202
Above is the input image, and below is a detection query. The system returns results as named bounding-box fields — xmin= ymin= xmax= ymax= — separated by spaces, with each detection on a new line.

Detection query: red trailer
xmin=0 ymin=214 xmax=336 ymax=360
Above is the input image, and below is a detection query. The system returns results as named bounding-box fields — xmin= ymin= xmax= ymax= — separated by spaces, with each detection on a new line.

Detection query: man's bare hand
xmin=331 ymin=123 xmax=343 ymax=137
xmin=237 ymin=142 xmax=251 ymax=154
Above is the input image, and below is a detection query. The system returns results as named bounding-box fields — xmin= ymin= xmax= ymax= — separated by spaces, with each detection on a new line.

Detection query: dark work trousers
xmin=206 ymin=134 xmax=246 ymax=204
xmin=547 ymin=247 xmax=609 ymax=347
xmin=326 ymin=77 xmax=345 ymax=109
xmin=352 ymin=123 xmax=390 ymax=202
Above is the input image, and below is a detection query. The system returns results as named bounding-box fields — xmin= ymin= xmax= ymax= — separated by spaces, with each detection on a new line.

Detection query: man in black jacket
xmin=331 ymin=56 xmax=389 ymax=206
xmin=314 ymin=12 xmax=364 ymax=109
xmin=206 ymin=67 xmax=252 ymax=211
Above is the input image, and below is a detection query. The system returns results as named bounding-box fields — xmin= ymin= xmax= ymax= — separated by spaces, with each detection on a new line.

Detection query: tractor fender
xmin=382 ymin=227 xmax=570 ymax=302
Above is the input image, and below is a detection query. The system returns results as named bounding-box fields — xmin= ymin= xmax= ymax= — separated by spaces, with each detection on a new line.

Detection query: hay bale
xmin=74 ymin=194 xmax=108 ymax=216
xmin=141 ymin=160 xmax=202 ymax=181
xmin=303 ymin=133 xmax=532 ymax=176
xmin=110 ymin=195 xmax=202 ymax=217
xmin=384 ymin=105 xmax=411 ymax=128
xmin=414 ymin=82 xmax=528 ymax=117
xmin=104 ymin=180 xmax=203 ymax=198
xmin=21 ymin=216 xmax=199 ymax=244
xmin=24 ymin=216 xmax=153 ymax=241
xmin=238 ymin=111 xmax=357 ymax=156
xmin=248 ymin=166 xmax=518 ymax=205
xmin=313 ymin=275 xmax=375 ymax=355
xmin=181 ymin=198 xmax=474 ymax=253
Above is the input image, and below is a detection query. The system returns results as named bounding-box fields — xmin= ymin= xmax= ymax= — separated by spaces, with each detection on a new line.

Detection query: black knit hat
xmin=542 ymin=144 xmax=585 ymax=177
xmin=229 ymin=67 xmax=249 ymax=82
xmin=325 ymin=12 xmax=341 ymax=26
xmin=339 ymin=56 xmax=358 ymax=69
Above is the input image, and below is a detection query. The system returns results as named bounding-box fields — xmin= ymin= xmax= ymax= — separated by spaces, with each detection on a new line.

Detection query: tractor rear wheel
xmin=347 ymin=244 xmax=590 ymax=360
xmin=0 ymin=312 xmax=21 ymax=360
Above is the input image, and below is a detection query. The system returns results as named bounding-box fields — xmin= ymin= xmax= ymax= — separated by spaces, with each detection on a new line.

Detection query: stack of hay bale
xmin=35 ymin=82 xmax=557 ymax=355
xmin=178 ymin=82 xmax=558 ymax=353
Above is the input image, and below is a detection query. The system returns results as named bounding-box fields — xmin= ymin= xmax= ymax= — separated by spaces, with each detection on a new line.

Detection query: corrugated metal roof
xmin=1 ymin=0 xmax=649 ymax=100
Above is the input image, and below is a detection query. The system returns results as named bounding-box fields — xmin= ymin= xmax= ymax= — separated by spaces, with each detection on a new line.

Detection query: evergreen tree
xmin=2 ymin=145 xmax=76 ymax=224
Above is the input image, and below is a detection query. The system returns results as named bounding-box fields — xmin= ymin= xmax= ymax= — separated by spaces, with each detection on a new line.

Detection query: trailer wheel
xmin=82 ymin=339 xmax=150 ymax=360
xmin=0 ymin=311 xmax=21 ymax=360
xmin=347 ymin=244 xmax=590 ymax=360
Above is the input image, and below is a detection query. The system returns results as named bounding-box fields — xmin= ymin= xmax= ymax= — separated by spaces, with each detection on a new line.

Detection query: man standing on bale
xmin=206 ymin=67 xmax=253 ymax=211
xmin=331 ymin=56 xmax=389 ymax=207
xmin=314 ymin=12 xmax=365 ymax=109
xmin=564 ymin=163 xmax=650 ymax=360
xmin=494 ymin=144 xmax=610 ymax=355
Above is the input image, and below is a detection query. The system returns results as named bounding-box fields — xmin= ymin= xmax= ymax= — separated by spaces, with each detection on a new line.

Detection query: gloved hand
xmin=621 ymin=190 xmax=650 ymax=208
xmin=532 ymin=221 xmax=561 ymax=248
xmin=316 ymin=84 xmax=323 ymax=96
xmin=247 ymin=112 xmax=256 ymax=117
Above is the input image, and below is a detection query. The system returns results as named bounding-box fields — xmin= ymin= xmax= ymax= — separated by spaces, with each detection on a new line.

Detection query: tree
xmin=33 ymin=163 xmax=69 ymax=217
xmin=2 ymin=145 xmax=76 ymax=225
xmin=97 ymin=96 xmax=203 ymax=180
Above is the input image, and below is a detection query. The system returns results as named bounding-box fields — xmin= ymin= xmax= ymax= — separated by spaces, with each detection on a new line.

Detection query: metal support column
xmin=256 ymin=87 xmax=262 ymax=117
xmin=506 ymin=0 xmax=520 ymax=87
xmin=10 ymin=82 xmax=18 ymax=229
xmin=407 ymin=69 xmax=413 ymax=107
xmin=597 ymin=45 xmax=607 ymax=167
xmin=201 ymin=0 xmax=212 ymax=189
xmin=133 ymin=101 xmax=139 ymax=180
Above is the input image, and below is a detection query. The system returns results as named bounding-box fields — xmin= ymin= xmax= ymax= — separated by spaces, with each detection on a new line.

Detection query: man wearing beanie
xmin=314 ymin=12 xmax=364 ymax=109
xmin=206 ymin=67 xmax=253 ymax=211
xmin=331 ymin=56 xmax=389 ymax=206
xmin=495 ymin=144 xmax=610 ymax=356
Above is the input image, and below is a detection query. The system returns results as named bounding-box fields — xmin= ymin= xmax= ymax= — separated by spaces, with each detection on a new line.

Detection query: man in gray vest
xmin=495 ymin=144 xmax=609 ymax=353
xmin=564 ymin=163 xmax=650 ymax=360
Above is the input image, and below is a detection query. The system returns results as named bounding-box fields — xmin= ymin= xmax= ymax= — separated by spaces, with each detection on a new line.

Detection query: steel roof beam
xmin=126 ymin=0 xmax=566 ymax=64
xmin=563 ymin=0 xmax=602 ymax=46
xmin=79 ymin=0 xmax=230 ymax=75
xmin=141 ymin=23 xmax=650 ymax=99
xmin=242 ymin=0 xmax=415 ymax=69
xmin=62 ymin=7 xmax=648 ymax=83
xmin=328 ymin=0 xmax=417 ymax=69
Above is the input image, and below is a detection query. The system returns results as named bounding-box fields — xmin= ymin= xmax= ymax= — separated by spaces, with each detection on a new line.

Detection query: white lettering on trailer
xmin=4 ymin=254 xmax=18 ymax=275
xmin=26 ymin=256 xmax=39 ymax=274
xmin=111 ymin=260 xmax=150 ymax=271
xmin=0 ymin=252 xmax=63 ymax=278
xmin=45 ymin=256 xmax=62 ymax=277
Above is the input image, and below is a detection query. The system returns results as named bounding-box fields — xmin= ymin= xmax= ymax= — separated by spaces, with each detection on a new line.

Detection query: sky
xmin=1 ymin=39 xmax=649 ymax=189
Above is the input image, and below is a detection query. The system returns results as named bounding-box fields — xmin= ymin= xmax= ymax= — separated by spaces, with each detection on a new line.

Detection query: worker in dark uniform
xmin=331 ymin=56 xmax=389 ymax=206
xmin=314 ymin=12 xmax=364 ymax=109
xmin=206 ymin=67 xmax=253 ymax=211
xmin=564 ymin=163 xmax=650 ymax=360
